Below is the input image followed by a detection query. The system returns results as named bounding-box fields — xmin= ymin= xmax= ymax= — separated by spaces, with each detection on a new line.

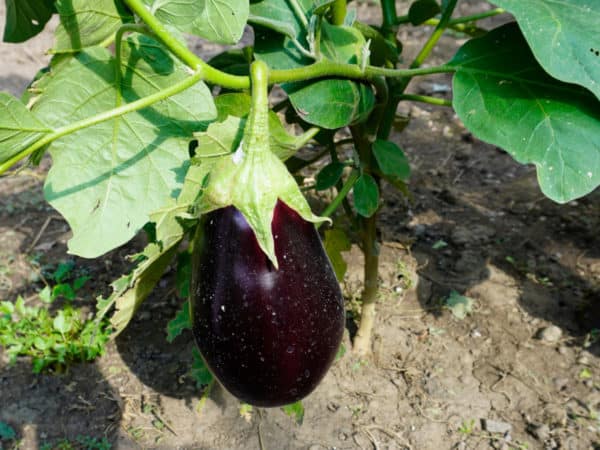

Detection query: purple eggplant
xmin=190 ymin=200 xmax=345 ymax=407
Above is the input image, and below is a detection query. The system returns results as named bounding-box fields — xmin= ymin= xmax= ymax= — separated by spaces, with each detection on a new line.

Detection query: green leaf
xmin=191 ymin=347 xmax=214 ymax=386
xmin=195 ymin=116 xmax=246 ymax=158
xmin=323 ymin=228 xmax=351 ymax=281
xmin=142 ymin=0 xmax=203 ymax=33
xmin=3 ymin=0 xmax=55 ymax=43
xmin=493 ymin=0 xmax=600 ymax=100
xmin=445 ymin=291 xmax=474 ymax=320
xmin=110 ymin=244 xmax=178 ymax=336
xmin=191 ymin=0 xmax=249 ymax=44
xmin=353 ymin=173 xmax=379 ymax=217
xmin=449 ymin=23 xmax=600 ymax=203
xmin=283 ymin=22 xmax=375 ymax=128
xmin=408 ymin=0 xmax=441 ymax=25
xmin=250 ymin=0 xmax=312 ymax=39
xmin=52 ymin=283 xmax=76 ymax=301
xmin=0 ymin=420 xmax=16 ymax=440
xmin=0 ymin=93 xmax=51 ymax=165
xmin=255 ymin=19 xmax=375 ymax=129
xmin=372 ymin=139 xmax=410 ymax=180
xmin=198 ymin=94 xmax=318 ymax=161
xmin=316 ymin=162 xmax=346 ymax=190
xmin=176 ymin=252 xmax=192 ymax=298
xmin=104 ymin=162 xmax=202 ymax=335
xmin=53 ymin=311 xmax=73 ymax=334
xmin=53 ymin=0 xmax=133 ymax=53
xmin=166 ymin=301 xmax=192 ymax=343
xmin=32 ymin=38 xmax=216 ymax=258
xmin=282 ymin=401 xmax=305 ymax=425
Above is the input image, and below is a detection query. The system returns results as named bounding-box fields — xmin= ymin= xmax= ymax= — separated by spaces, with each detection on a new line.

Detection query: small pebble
xmin=481 ymin=419 xmax=512 ymax=434
xmin=529 ymin=423 xmax=550 ymax=441
xmin=557 ymin=346 xmax=569 ymax=355
xmin=535 ymin=325 xmax=562 ymax=343
xmin=577 ymin=354 xmax=590 ymax=366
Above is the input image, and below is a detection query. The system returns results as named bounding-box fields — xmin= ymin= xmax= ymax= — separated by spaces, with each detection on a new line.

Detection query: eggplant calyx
xmin=196 ymin=61 xmax=329 ymax=268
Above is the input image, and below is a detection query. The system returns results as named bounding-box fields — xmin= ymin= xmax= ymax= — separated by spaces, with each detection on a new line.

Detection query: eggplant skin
xmin=190 ymin=200 xmax=345 ymax=407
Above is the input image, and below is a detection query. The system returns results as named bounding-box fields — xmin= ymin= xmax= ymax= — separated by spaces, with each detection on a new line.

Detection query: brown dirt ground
xmin=1 ymin=1 xmax=599 ymax=449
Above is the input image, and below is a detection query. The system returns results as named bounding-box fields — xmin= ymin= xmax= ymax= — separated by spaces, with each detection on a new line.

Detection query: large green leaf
xmin=32 ymin=40 xmax=216 ymax=258
xmin=192 ymin=0 xmax=248 ymax=44
xmin=256 ymin=21 xmax=374 ymax=129
xmin=142 ymin=0 xmax=203 ymax=33
xmin=493 ymin=0 xmax=600 ymax=100
xmin=0 ymin=93 xmax=51 ymax=164
xmin=142 ymin=0 xmax=248 ymax=44
xmin=249 ymin=0 xmax=313 ymax=39
xmin=53 ymin=0 xmax=133 ymax=53
xmin=3 ymin=0 xmax=55 ymax=43
xmin=449 ymin=23 xmax=600 ymax=203
xmin=99 ymin=165 xmax=207 ymax=336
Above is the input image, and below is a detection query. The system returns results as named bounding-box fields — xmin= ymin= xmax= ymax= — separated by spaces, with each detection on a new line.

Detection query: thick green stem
xmin=0 ymin=70 xmax=203 ymax=175
xmin=349 ymin=124 xmax=381 ymax=355
xmin=353 ymin=212 xmax=379 ymax=356
xmin=331 ymin=0 xmax=347 ymax=26
xmin=123 ymin=0 xmax=248 ymax=89
xmin=380 ymin=0 xmax=397 ymax=32
xmin=378 ymin=0 xmax=459 ymax=139
xmin=243 ymin=61 xmax=270 ymax=156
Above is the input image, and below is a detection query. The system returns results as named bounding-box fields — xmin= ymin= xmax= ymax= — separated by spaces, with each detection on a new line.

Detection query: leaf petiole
xmin=0 ymin=70 xmax=204 ymax=175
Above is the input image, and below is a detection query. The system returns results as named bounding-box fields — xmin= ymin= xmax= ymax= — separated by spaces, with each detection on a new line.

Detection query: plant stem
xmin=398 ymin=94 xmax=452 ymax=107
xmin=378 ymin=0 xmax=458 ymax=140
xmin=243 ymin=61 xmax=270 ymax=156
xmin=318 ymin=169 xmax=359 ymax=223
xmin=396 ymin=7 xmax=505 ymax=26
xmin=353 ymin=212 xmax=379 ymax=356
xmin=125 ymin=0 xmax=454 ymax=89
xmin=380 ymin=0 xmax=397 ymax=32
xmin=270 ymin=61 xmax=453 ymax=84
xmin=331 ymin=0 xmax=347 ymax=26
xmin=123 ymin=0 xmax=248 ymax=89
xmin=0 ymin=71 xmax=204 ymax=176
xmin=287 ymin=0 xmax=309 ymax=29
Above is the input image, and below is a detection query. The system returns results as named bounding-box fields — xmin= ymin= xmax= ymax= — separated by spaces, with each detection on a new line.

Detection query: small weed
xmin=458 ymin=419 xmax=476 ymax=435
xmin=0 ymin=295 xmax=110 ymax=373
xmin=39 ymin=435 xmax=111 ymax=450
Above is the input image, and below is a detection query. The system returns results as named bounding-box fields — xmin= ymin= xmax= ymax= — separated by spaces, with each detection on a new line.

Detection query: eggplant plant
xmin=1 ymin=0 xmax=599 ymax=404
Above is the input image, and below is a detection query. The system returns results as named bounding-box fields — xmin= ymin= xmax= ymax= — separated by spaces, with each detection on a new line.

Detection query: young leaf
xmin=0 ymin=421 xmax=17 ymax=440
xmin=449 ymin=23 xmax=600 ymax=203
xmin=3 ymin=0 xmax=55 ymax=43
xmin=191 ymin=348 xmax=214 ymax=386
xmin=493 ymin=0 xmax=600 ymax=100
xmin=323 ymin=228 xmax=351 ymax=280
xmin=353 ymin=173 xmax=379 ymax=217
xmin=0 ymin=93 xmax=51 ymax=165
xmin=445 ymin=291 xmax=474 ymax=320
xmin=316 ymin=162 xmax=346 ymax=190
xmin=408 ymin=0 xmax=441 ymax=25
xmin=32 ymin=38 xmax=216 ymax=258
xmin=166 ymin=301 xmax=192 ymax=343
xmin=282 ymin=401 xmax=305 ymax=425
xmin=372 ymin=139 xmax=410 ymax=180
xmin=53 ymin=0 xmax=133 ymax=53
xmin=250 ymin=0 xmax=312 ymax=39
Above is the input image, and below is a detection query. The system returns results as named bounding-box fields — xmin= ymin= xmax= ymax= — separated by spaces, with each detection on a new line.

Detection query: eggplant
xmin=190 ymin=200 xmax=345 ymax=407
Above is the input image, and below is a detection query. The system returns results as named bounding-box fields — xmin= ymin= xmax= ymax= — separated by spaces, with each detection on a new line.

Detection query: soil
xmin=1 ymin=1 xmax=599 ymax=450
